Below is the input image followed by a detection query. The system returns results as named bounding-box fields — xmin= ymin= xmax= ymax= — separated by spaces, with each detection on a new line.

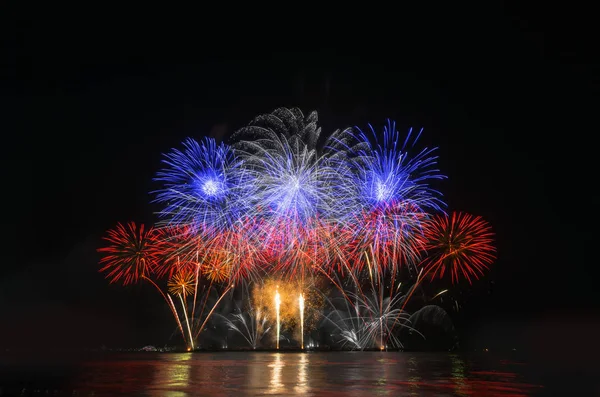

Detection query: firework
xmin=262 ymin=217 xmax=329 ymax=280
xmin=98 ymin=222 xmax=192 ymax=345
xmin=332 ymin=121 xmax=446 ymax=273
xmin=167 ymin=269 xmax=196 ymax=297
xmin=202 ymin=220 xmax=267 ymax=284
xmin=167 ymin=269 xmax=197 ymax=349
xmin=248 ymin=277 xmax=323 ymax=347
xmin=346 ymin=121 xmax=446 ymax=213
xmin=350 ymin=201 xmax=429 ymax=274
xmin=153 ymin=225 xmax=199 ymax=278
xmin=232 ymin=108 xmax=354 ymax=239
xmin=322 ymin=284 xmax=420 ymax=350
xmin=317 ymin=244 xmax=433 ymax=351
xmin=220 ymin=307 xmax=271 ymax=349
xmin=153 ymin=137 xmax=250 ymax=233
xmin=420 ymin=212 xmax=496 ymax=284
xmin=202 ymin=254 xmax=232 ymax=283
xmin=98 ymin=222 xmax=162 ymax=285
xmin=97 ymin=108 xmax=497 ymax=351
xmin=252 ymin=279 xmax=299 ymax=331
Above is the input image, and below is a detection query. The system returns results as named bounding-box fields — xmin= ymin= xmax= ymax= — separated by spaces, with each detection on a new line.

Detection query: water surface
xmin=0 ymin=351 xmax=564 ymax=396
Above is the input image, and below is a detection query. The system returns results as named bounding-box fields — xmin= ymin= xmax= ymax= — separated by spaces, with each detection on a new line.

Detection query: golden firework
xmin=167 ymin=270 xmax=195 ymax=296
xmin=251 ymin=277 xmax=325 ymax=336
xmin=202 ymin=262 xmax=231 ymax=283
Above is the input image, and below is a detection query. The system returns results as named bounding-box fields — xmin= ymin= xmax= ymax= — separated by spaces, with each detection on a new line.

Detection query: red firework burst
xmin=296 ymin=220 xmax=335 ymax=275
xmin=260 ymin=217 xmax=331 ymax=280
xmin=202 ymin=220 xmax=266 ymax=284
xmin=420 ymin=212 xmax=496 ymax=284
xmin=155 ymin=225 xmax=200 ymax=278
xmin=350 ymin=201 xmax=428 ymax=273
xmin=98 ymin=222 xmax=163 ymax=285
xmin=321 ymin=223 xmax=357 ymax=274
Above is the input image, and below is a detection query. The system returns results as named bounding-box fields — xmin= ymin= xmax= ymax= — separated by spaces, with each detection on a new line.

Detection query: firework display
xmin=420 ymin=212 xmax=496 ymax=284
xmin=98 ymin=107 xmax=496 ymax=350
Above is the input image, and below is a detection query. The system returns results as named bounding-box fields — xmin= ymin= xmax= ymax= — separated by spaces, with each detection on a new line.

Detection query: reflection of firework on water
xmin=421 ymin=212 xmax=496 ymax=284
xmin=99 ymin=222 xmax=162 ymax=285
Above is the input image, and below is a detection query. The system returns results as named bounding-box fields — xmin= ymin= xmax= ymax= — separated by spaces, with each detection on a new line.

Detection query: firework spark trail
xmin=432 ymin=289 xmax=448 ymax=300
xmin=153 ymin=225 xmax=198 ymax=279
xmin=179 ymin=294 xmax=194 ymax=350
xmin=322 ymin=281 xmax=421 ymax=350
xmin=193 ymin=283 xmax=235 ymax=341
xmin=321 ymin=298 xmax=366 ymax=350
xmin=142 ymin=275 xmax=186 ymax=343
xmin=275 ymin=288 xmax=281 ymax=349
xmin=191 ymin=253 xmax=201 ymax=321
xmin=167 ymin=269 xmax=196 ymax=349
xmin=383 ymin=268 xmax=425 ymax=346
xmin=312 ymin=250 xmax=364 ymax=309
xmin=299 ymin=293 xmax=305 ymax=349
xmin=319 ymin=261 xmax=417 ymax=350
xmin=193 ymin=282 xmax=213 ymax=338
xmin=165 ymin=293 xmax=186 ymax=344
xmin=220 ymin=307 xmax=271 ymax=349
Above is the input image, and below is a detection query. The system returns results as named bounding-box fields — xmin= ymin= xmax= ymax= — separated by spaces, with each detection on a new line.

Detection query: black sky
xmin=2 ymin=3 xmax=597 ymax=349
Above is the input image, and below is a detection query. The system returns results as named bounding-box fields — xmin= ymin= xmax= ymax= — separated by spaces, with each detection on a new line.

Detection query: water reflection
xmin=374 ymin=356 xmax=392 ymax=396
xmin=407 ymin=355 xmax=422 ymax=396
xmin=147 ymin=353 xmax=191 ymax=397
xmin=450 ymin=354 xmax=470 ymax=396
xmin=47 ymin=352 xmax=545 ymax=396
xmin=294 ymin=352 xmax=309 ymax=394
xmin=248 ymin=350 xmax=263 ymax=391
xmin=268 ymin=353 xmax=284 ymax=394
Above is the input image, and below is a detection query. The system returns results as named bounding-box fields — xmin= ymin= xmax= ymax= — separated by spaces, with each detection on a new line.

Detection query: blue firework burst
xmin=153 ymin=137 xmax=249 ymax=232
xmin=350 ymin=120 xmax=446 ymax=213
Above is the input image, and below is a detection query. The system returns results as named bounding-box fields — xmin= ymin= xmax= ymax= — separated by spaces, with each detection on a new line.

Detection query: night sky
xmin=2 ymin=4 xmax=597 ymax=352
